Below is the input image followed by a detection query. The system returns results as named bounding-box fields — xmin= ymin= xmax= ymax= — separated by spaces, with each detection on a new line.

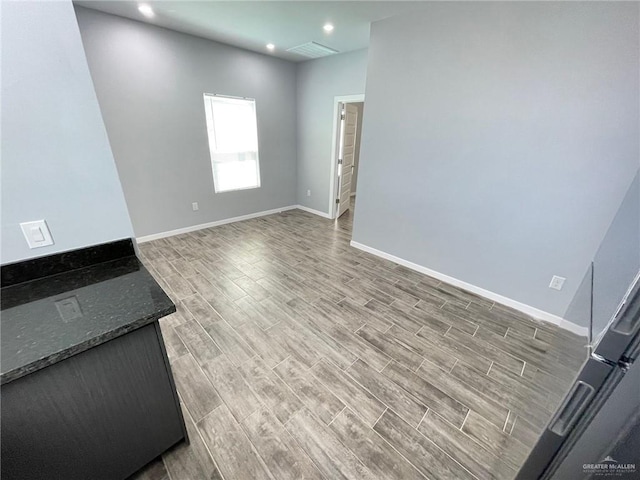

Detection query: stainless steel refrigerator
xmin=516 ymin=274 xmax=640 ymax=479
xmin=516 ymin=174 xmax=640 ymax=479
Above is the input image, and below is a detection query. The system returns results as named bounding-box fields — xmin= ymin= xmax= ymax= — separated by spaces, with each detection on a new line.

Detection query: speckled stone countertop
xmin=1 ymin=248 xmax=175 ymax=385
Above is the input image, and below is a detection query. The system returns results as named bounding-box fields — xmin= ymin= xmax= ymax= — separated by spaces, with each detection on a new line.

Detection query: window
xmin=203 ymin=94 xmax=261 ymax=193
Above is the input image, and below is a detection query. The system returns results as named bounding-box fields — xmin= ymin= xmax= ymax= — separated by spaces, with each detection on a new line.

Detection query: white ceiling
xmin=73 ymin=1 xmax=431 ymax=62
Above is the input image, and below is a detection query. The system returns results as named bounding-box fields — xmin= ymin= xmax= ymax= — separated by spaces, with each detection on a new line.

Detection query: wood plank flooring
xmin=129 ymin=208 xmax=587 ymax=480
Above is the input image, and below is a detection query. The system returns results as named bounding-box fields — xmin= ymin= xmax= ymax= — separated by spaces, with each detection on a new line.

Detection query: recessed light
xmin=266 ymin=43 xmax=275 ymax=51
xmin=138 ymin=4 xmax=154 ymax=17
xmin=323 ymin=23 xmax=334 ymax=32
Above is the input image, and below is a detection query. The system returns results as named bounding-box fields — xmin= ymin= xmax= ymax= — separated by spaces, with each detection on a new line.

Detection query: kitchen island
xmin=1 ymin=239 xmax=186 ymax=480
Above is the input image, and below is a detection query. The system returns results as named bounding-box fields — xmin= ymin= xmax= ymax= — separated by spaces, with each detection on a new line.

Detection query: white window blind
xmin=203 ymin=94 xmax=261 ymax=193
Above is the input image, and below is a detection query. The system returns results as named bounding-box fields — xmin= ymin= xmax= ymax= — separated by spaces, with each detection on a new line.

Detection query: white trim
xmin=136 ymin=206 xmax=298 ymax=243
xmin=329 ymin=94 xmax=365 ymax=219
xmin=295 ymin=205 xmax=333 ymax=219
xmin=135 ymin=205 xmax=334 ymax=243
xmin=349 ymin=240 xmax=589 ymax=337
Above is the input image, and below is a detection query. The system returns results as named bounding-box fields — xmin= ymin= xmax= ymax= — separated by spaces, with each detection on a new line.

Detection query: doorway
xmin=329 ymin=95 xmax=365 ymax=219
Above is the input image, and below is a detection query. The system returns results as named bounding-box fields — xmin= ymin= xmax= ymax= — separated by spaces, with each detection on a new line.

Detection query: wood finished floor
xmin=131 ymin=208 xmax=587 ymax=480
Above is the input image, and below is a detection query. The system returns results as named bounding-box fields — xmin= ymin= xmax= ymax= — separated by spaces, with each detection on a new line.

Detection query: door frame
xmin=329 ymin=94 xmax=365 ymax=219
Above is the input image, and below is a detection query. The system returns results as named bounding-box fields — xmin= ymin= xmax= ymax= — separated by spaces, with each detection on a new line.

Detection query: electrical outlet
xmin=307 ymin=190 xmax=311 ymax=197
xmin=549 ymin=275 xmax=566 ymax=291
xmin=192 ymin=202 xmax=199 ymax=211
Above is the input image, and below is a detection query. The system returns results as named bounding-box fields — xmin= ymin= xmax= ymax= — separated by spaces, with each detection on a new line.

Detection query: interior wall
xmin=590 ymin=172 xmax=640 ymax=333
xmin=1 ymin=1 xmax=133 ymax=265
xmin=74 ymin=7 xmax=298 ymax=238
xmin=564 ymin=171 xmax=640 ymax=329
xmin=351 ymin=102 xmax=364 ymax=194
xmin=352 ymin=1 xmax=639 ymax=317
xmin=296 ymin=49 xmax=368 ymax=213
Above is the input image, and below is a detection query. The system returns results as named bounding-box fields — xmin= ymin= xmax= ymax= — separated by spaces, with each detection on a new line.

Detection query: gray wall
xmin=352 ymin=2 xmax=639 ymax=317
xmin=591 ymin=172 xmax=640 ymax=335
xmin=296 ymin=49 xmax=368 ymax=213
xmin=351 ymin=102 xmax=364 ymax=194
xmin=565 ymin=172 xmax=640 ymax=330
xmin=1 ymin=1 xmax=133 ymax=265
xmin=75 ymin=7 xmax=297 ymax=238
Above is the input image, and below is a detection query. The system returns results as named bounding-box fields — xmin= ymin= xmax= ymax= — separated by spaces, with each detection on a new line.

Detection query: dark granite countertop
xmin=1 ymin=254 xmax=175 ymax=384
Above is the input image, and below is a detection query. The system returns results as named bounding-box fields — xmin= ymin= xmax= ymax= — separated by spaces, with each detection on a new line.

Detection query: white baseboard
xmin=136 ymin=205 xmax=298 ymax=243
xmin=350 ymin=240 xmax=588 ymax=337
xmin=136 ymin=204 xmax=334 ymax=243
xmin=295 ymin=205 xmax=333 ymax=219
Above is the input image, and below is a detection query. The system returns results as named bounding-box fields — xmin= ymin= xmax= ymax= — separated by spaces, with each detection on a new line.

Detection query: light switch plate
xmin=20 ymin=220 xmax=54 ymax=249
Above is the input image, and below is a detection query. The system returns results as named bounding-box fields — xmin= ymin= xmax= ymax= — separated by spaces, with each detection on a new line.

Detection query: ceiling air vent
xmin=287 ymin=42 xmax=339 ymax=59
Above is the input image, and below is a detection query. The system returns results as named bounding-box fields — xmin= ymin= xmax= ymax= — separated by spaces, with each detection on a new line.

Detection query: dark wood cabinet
xmin=1 ymin=323 xmax=186 ymax=480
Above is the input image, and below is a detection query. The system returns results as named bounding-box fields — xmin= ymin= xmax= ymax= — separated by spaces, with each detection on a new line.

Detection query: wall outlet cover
xmin=549 ymin=275 xmax=566 ymax=291
xmin=192 ymin=202 xmax=199 ymax=211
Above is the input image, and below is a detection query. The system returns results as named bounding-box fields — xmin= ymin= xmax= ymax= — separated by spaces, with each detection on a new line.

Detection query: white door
xmin=337 ymin=103 xmax=358 ymax=217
